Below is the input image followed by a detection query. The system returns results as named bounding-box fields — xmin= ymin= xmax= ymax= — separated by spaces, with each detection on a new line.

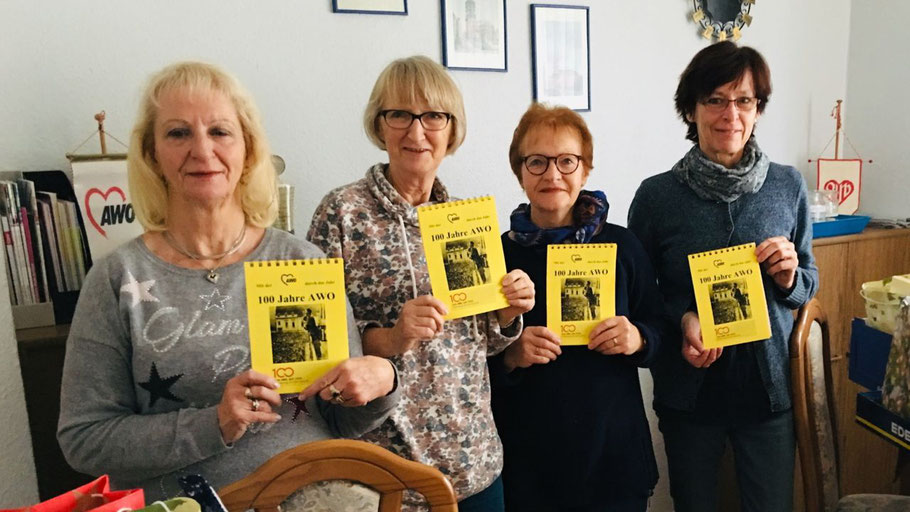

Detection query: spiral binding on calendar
xmin=549 ymin=243 xmax=617 ymax=250
xmin=688 ymin=243 xmax=755 ymax=259
xmin=416 ymin=195 xmax=494 ymax=211
xmin=245 ymin=258 xmax=342 ymax=268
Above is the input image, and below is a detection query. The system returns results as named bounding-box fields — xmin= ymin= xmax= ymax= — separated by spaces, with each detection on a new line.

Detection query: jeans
xmin=658 ymin=408 xmax=795 ymax=512
xmin=459 ymin=475 xmax=504 ymax=512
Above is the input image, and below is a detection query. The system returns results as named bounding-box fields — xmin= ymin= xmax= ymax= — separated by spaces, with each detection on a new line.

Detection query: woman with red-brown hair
xmin=489 ymin=103 xmax=668 ymax=512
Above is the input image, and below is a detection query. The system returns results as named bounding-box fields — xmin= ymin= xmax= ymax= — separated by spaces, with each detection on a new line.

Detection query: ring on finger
xmin=612 ymin=337 xmax=618 ymax=347
xmin=328 ymin=384 xmax=342 ymax=397
xmin=332 ymin=393 xmax=347 ymax=405
xmin=251 ymin=398 xmax=260 ymax=412
xmin=244 ymin=387 xmax=254 ymax=400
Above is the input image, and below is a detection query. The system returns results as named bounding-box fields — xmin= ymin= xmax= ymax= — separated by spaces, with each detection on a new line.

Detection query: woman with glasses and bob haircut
xmin=308 ymin=55 xmax=534 ymax=512
xmin=628 ymin=42 xmax=818 ymax=512
xmin=488 ymin=103 xmax=667 ymax=512
xmin=57 ymin=61 xmax=400 ymax=505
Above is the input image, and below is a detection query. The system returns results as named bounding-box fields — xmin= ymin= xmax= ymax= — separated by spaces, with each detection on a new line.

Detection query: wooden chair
xmin=218 ymin=439 xmax=457 ymax=512
xmin=790 ymin=298 xmax=910 ymax=512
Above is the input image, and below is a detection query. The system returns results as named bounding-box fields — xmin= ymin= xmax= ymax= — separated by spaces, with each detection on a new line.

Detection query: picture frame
xmin=441 ymin=0 xmax=507 ymax=72
xmin=332 ymin=0 xmax=407 ymax=15
xmin=530 ymin=4 xmax=591 ymax=111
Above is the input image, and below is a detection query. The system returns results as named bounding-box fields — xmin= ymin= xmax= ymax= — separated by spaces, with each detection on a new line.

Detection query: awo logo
xmin=280 ymin=273 xmax=297 ymax=285
xmin=273 ymin=367 xmax=295 ymax=378
xmin=713 ymin=259 xmax=725 ymax=268
xmin=571 ymin=254 xmax=582 ymax=263
xmin=446 ymin=213 xmax=460 ymax=223
xmin=450 ymin=292 xmax=468 ymax=304
xmin=84 ymin=186 xmax=135 ymax=238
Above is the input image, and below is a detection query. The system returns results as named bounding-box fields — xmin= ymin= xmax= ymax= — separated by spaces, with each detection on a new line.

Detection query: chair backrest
xmin=218 ymin=439 xmax=457 ymax=512
xmin=790 ymin=298 xmax=841 ymax=512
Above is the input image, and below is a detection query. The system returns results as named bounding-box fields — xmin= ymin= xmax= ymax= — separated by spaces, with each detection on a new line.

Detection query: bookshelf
xmin=1 ymin=170 xmax=92 ymax=329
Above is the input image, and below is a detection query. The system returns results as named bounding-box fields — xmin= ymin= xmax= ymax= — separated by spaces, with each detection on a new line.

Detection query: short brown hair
xmin=675 ymin=42 xmax=772 ymax=143
xmin=127 ymin=61 xmax=277 ymax=231
xmin=508 ymin=103 xmax=594 ymax=184
xmin=363 ymin=55 xmax=466 ymax=154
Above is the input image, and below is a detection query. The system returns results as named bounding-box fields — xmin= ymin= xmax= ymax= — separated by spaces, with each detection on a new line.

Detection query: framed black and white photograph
xmin=441 ymin=0 xmax=507 ymax=71
xmin=332 ymin=0 xmax=407 ymax=15
xmin=530 ymin=4 xmax=591 ymax=111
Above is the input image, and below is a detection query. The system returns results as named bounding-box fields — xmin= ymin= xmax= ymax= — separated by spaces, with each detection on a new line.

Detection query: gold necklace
xmin=163 ymin=226 xmax=247 ymax=283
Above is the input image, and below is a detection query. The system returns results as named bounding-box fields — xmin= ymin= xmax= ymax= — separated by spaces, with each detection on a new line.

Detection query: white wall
xmin=845 ymin=0 xmax=910 ymax=219
xmin=0 ymin=0 xmax=861 ymax=508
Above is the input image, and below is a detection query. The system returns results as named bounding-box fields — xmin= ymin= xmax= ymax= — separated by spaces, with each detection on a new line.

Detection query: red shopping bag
xmin=1 ymin=475 xmax=145 ymax=512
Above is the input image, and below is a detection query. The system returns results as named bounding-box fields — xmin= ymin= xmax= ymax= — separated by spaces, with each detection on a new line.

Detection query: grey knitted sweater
xmin=628 ymin=162 xmax=819 ymax=412
xmin=57 ymin=228 xmax=398 ymax=499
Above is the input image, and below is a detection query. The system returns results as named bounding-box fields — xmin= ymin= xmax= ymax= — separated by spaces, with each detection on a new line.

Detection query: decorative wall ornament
xmin=691 ymin=0 xmax=753 ymax=42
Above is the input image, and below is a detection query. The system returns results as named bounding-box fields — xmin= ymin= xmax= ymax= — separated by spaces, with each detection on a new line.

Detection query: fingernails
xmin=270 ymin=381 xmax=280 ymax=389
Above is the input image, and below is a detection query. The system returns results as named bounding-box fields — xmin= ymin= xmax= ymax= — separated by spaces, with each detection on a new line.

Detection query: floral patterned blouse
xmin=307 ymin=164 xmax=521 ymax=507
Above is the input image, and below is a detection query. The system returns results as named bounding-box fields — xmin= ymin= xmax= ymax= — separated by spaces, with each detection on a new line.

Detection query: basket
xmin=861 ymin=280 xmax=902 ymax=334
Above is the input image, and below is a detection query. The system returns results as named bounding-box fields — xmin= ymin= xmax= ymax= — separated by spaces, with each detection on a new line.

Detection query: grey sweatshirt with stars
xmin=57 ymin=228 xmax=399 ymax=499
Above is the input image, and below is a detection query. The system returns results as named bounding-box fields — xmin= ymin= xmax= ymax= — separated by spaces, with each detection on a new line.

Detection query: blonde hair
xmin=363 ymin=55 xmax=467 ymax=154
xmin=127 ymin=61 xmax=277 ymax=231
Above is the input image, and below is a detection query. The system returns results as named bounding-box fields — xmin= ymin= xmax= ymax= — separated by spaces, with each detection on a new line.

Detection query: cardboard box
xmin=855 ymin=391 xmax=910 ymax=451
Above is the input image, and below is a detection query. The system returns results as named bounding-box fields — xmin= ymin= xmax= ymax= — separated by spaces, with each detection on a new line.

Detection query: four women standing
xmin=59 ymin=41 xmax=817 ymax=512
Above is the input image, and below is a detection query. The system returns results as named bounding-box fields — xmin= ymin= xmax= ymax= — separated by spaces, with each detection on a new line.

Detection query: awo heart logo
xmin=823 ymin=179 xmax=855 ymax=205
xmin=84 ymin=186 xmax=127 ymax=238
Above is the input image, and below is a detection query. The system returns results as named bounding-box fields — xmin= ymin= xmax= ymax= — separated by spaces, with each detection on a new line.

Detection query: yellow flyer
xmin=417 ymin=196 xmax=508 ymax=319
xmin=244 ymin=259 xmax=349 ymax=393
xmin=688 ymin=243 xmax=772 ymax=349
xmin=547 ymin=244 xmax=617 ymax=345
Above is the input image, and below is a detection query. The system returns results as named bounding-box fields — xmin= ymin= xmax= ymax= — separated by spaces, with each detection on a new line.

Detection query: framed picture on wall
xmin=530 ymin=4 xmax=590 ymax=111
xmin=441 ymin=0 xmax=507 ymax=71
xmin=332 ymin=0 xmax=407 ymax=15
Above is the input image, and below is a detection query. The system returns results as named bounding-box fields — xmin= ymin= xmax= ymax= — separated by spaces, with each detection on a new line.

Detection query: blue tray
xmin=812 ymin=214 xmax=871 ymax=238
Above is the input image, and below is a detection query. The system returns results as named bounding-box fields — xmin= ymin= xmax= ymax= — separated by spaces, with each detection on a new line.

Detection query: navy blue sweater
xmin=489 ymin=223 xmax=667 ymax=510
xmin=627 ymin=162 xmax=818 ymax=414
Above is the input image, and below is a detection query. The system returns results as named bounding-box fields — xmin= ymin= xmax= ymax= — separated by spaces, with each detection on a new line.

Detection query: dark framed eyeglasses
xmin=700 ymin=96 xmax=759 ymax=112
xmin=521 ymin=154 xmax=582 ymax=176
xmin=379 ymin=110 xmax=452 ymax=131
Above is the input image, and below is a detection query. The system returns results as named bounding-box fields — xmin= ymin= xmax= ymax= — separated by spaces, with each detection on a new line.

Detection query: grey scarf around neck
xmin=671 ymin=137 xmax=770 ymax=203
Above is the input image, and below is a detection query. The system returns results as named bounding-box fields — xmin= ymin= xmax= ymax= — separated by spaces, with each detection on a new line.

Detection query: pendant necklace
xmin=163 ymin=225 xmax=247 ymax=284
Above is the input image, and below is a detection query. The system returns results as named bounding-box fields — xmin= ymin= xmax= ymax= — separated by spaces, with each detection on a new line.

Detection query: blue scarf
xmin=507 ymin=190 xmax=609 ymax=247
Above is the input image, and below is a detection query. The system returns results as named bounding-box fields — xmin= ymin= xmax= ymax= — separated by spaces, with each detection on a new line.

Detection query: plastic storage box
xmin=812 ymin=214 xmax=871 ymax=238
xmin=849 ymin=318 xmax=893 ymax=390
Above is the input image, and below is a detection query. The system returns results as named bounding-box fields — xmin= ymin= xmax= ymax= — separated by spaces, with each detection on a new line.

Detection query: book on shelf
xmin=417 ymin=196 xmax=509 ymax=319
xmin=546 ymin=243 xmax=617 ymax=345
xmin=2 ymin=171 xmax=91 ymax=328
xmin=245 ymin=258 xmax=350 ymax=394
xmin=688 ymin=243 xmax=771 ymax=349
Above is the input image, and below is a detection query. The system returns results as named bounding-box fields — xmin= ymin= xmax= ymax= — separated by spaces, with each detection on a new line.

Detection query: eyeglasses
xmin=379 ymin=110 xmax=452 ymax=131
xmin=700 ymin=96 xmax=759 ymax=112
xmin=521 ymin=154 xmax=582 ymax=176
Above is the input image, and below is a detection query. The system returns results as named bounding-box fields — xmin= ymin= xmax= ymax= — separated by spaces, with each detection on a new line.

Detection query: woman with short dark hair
xmin=628 ymin=42 xmax=819 ymax=512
